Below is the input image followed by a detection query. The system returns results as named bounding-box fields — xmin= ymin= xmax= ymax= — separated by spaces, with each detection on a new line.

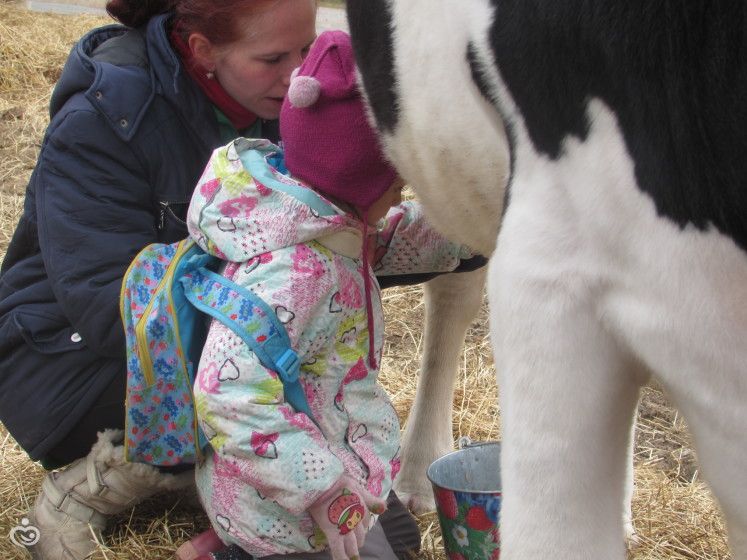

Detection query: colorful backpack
xmin=120 ymin=238 xmax=313 ymax=466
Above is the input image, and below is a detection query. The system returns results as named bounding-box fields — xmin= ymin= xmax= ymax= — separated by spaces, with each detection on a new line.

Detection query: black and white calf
xmin=347 ymin=1 xmax=747 ymax=559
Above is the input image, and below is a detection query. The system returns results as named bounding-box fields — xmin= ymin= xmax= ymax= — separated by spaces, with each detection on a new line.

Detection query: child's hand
xmin=308 ymin=476 xmax=387 ymax=560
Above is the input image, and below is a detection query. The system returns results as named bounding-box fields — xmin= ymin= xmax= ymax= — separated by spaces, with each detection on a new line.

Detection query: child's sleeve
xmin=193 ymin=313 xmax=344 ymax=516
xmin=373 ymin=200 xmax=476 ymax=276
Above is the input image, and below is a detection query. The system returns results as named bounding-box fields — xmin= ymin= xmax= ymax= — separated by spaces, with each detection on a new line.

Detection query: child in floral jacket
xmin=186 ymin=31 xmax=474 ymax=560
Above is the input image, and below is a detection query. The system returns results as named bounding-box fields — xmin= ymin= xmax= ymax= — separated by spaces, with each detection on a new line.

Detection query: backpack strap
xmin=180 ymin=267 xmax=315 ymax=423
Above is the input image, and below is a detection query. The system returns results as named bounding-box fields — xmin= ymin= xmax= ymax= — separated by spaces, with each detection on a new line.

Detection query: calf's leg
xmin=489 ymin=253 xmax=639 ymax=560
xmin=394 ymin=266 xmax=486 ymax=513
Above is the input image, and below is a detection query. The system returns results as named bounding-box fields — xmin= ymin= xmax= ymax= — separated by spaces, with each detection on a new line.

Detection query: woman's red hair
xmin=105 ymin=0 xmax=282 ymax=45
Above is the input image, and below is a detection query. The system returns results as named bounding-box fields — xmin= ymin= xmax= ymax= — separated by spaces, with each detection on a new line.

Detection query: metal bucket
xmin=427 ymin=439 xmax=502 ymax=559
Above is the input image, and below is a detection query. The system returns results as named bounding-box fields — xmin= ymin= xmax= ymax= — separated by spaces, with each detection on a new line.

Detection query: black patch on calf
xmin=347 ymin=0 xmax=399 ymax=134
xmin=487 ymin=0 xmax=747 ymax=251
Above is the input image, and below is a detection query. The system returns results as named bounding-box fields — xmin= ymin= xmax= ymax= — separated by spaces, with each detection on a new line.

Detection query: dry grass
xmin=0 ymin=2 xmax=731 ymax=559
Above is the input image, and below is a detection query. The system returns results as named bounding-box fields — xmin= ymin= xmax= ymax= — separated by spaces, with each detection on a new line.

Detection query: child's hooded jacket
xmin=188 ymin=138 xmax=471 ymax=556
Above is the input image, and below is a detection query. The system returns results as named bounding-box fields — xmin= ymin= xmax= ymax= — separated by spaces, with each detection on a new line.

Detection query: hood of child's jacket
xmin=188 ymin=138 xmax=363 ymax=263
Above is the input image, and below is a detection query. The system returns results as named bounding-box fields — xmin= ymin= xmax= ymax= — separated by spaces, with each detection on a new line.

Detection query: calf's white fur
xmin=348 ymin=0 xmax=747 ymax=558
xmin=373 ymin=0 xmax=506 ymax=515
xmin=395 ymin=266 xmax=486 ymax=513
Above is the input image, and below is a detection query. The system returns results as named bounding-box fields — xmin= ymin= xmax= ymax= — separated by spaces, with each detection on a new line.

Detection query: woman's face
xmin=199 ymin=0 xmax=317 ymax=119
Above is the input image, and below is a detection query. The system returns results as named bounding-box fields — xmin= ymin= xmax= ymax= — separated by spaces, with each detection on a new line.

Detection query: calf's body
xmin=347 ymin=1 xmax=747 ymax=558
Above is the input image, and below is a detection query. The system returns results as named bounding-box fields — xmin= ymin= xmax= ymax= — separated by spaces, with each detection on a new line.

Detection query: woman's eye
xmin=262 ymin=56 xmax=282 ymax=65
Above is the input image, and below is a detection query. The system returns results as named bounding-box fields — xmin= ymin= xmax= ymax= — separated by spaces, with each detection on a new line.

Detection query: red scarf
xmin=170 ymin=25 xmax=258 ymax=131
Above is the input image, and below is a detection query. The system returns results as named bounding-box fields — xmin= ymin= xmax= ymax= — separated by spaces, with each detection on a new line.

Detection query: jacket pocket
xmin=12 ymin=309 xmax=87 ymax=355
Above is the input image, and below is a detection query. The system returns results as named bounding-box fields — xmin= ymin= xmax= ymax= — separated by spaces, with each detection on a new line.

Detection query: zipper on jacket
xmin=163 ymin=239 xmax=204 ymax=462
xmin=158 ymin=201 xmax=188 ymax=231
xmin=135 ymin=239 xmax=192 ymax=386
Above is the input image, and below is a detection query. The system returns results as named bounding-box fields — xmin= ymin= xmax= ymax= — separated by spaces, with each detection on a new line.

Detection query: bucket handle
xmin=458 ymin=436 xmax=501 ymax=449
xmin=458 ymin=436 xmax=476 ymax=449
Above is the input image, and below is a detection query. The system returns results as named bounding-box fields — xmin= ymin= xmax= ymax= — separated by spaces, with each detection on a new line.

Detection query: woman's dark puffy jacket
xmin=0 ymin=15 xmax=277 ymax=460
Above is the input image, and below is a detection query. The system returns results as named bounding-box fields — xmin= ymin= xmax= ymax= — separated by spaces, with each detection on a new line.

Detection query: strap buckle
xmin=275 ymin=349 xmax=300 ymax=383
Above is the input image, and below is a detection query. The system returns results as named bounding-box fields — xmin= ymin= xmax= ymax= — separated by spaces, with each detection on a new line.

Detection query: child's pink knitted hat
xmin=280 ymin=30 xmax=398 ymax=211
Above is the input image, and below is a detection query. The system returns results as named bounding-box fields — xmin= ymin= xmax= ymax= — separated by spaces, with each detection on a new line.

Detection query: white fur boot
xmin=28 ymin=429 xmax=194 ymax=560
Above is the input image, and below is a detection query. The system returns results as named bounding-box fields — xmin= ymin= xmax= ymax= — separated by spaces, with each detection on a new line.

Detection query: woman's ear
xmin=188 ymin=33 xmax=216 ymax=72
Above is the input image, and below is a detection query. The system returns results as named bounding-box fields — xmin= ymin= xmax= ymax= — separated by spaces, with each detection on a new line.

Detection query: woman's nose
xmin=287 ymin=50 xmax=306 ymax=76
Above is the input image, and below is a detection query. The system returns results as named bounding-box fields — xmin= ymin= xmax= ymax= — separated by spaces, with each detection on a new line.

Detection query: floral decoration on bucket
xmin=434 ymin=486 xmax=501 ymax=559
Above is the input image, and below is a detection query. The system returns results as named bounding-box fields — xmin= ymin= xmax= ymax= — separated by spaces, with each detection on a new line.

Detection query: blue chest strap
xmin=180 ymin=266 xmax=314 ymax=422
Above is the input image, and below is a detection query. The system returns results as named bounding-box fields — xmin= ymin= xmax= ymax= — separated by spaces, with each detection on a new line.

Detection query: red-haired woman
xmin=0 ymin=1 xmax=423 ymax=559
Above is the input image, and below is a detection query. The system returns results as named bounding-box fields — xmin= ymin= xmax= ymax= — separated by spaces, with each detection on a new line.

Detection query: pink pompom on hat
xmin=280 ymin=30 xmax=398 ymax=212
